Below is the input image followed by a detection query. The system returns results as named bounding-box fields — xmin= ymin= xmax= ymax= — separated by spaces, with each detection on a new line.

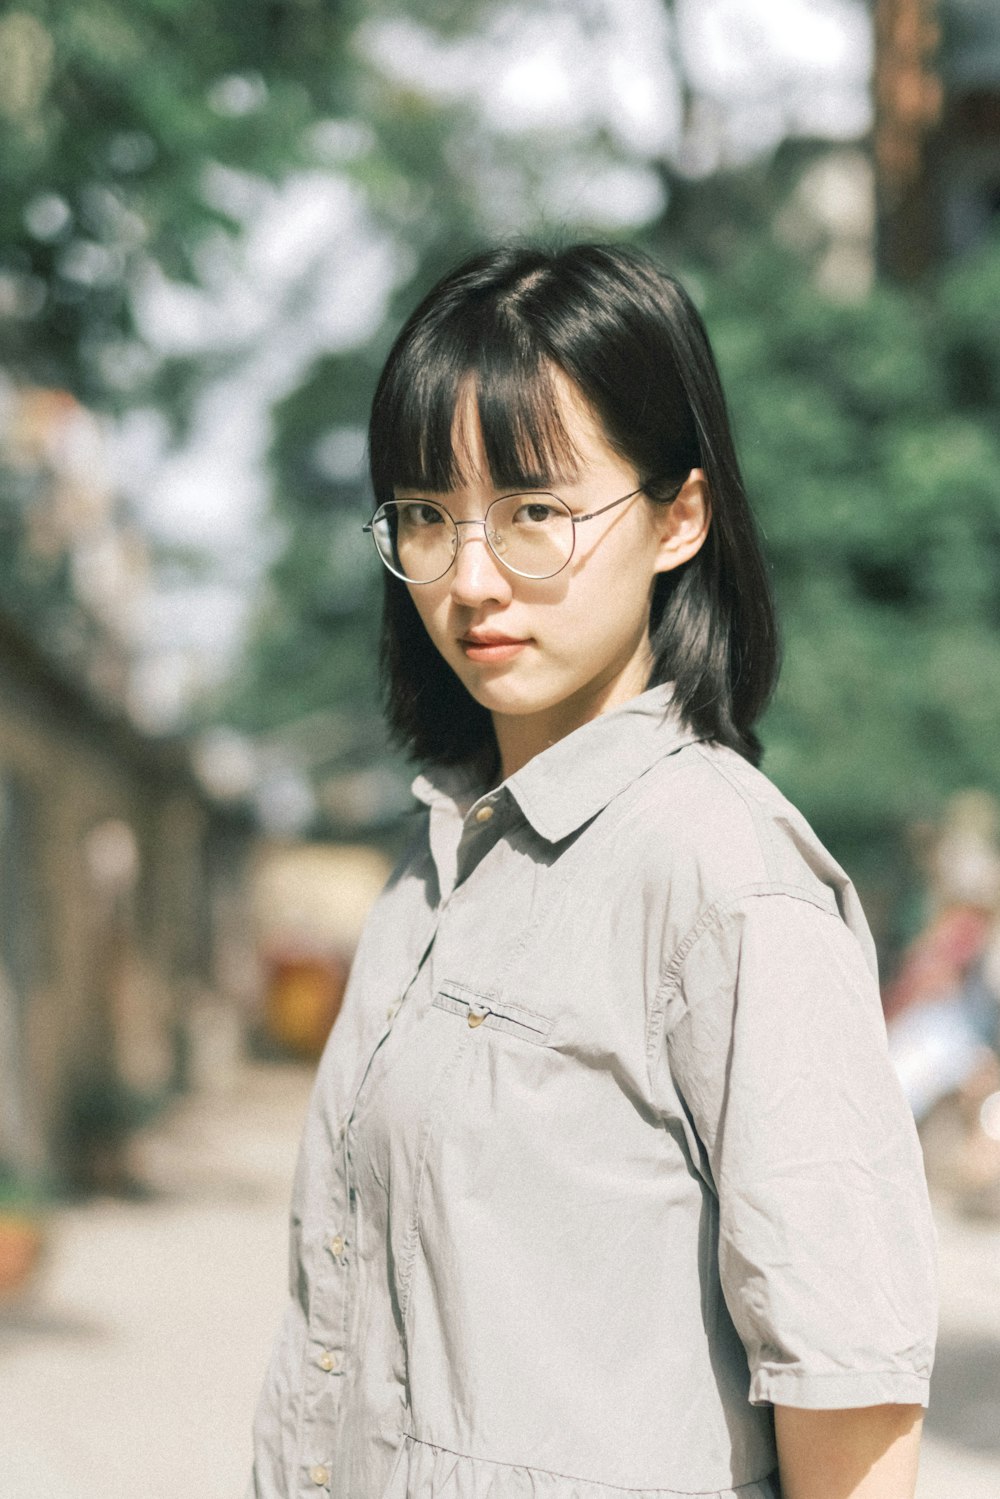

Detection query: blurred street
xmin=0 ymin=1060 xmax=998 ymax=1499
xmin=0 ymin=1061 xmax=310 ymax=1499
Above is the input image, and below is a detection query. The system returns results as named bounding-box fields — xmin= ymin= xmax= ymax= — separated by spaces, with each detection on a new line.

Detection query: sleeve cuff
xmin=749 ymin=1367 xmax=931 ymax=1410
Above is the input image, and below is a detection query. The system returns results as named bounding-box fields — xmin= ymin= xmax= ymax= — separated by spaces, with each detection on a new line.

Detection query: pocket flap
xmin=433 ymin=982 xmax=553 ymax=1044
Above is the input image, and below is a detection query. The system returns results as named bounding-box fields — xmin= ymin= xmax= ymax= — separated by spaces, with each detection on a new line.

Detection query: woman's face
xmin=397 ymin=370 xmax=709 ymax=774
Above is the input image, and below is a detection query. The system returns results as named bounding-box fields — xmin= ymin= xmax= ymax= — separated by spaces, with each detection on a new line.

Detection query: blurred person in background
xmin=885 ymin=790 xmax=1000 ymax=1219
xmin=246 ymin=244 xmax=938 ymax=1499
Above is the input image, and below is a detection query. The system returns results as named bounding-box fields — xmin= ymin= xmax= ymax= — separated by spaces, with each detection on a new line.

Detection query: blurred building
xmin=0 ymin=605 xmax=259 ymax=1188
xmin=0 ymin=385 xmax=259 ymax=1189
xmin=875 ymin=0 xmax=1000 ymax=276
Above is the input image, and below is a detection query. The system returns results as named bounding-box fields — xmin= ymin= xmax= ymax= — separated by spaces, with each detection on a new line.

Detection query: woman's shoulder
xmin=625 ymin=737 xmax=855 ymax=916
xmin=621 ymin=740 xmax=878 ymax=992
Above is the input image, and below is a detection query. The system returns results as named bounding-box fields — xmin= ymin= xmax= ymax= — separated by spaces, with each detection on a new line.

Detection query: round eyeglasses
xmin=363 ymin=483 xmax=654 ymax=584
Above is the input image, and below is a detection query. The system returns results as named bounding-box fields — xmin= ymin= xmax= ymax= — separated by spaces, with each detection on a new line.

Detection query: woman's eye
xmin=400 ymin=503 xmax=444 ymax=529
xmin=512 ymin=501 xmax=559 ymax=525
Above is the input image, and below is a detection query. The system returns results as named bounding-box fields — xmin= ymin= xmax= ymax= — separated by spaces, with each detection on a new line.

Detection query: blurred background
xmin=1 ymin=0 xmax=999 ymax=1494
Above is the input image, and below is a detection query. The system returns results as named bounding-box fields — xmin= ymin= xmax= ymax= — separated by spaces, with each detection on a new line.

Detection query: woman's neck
xmin=492 ymin=655 xmax=653 ymax=781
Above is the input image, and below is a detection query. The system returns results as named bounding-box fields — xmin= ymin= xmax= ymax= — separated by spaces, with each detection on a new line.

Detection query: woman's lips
xmin=459 ymin=634 xmax=531 ymax=664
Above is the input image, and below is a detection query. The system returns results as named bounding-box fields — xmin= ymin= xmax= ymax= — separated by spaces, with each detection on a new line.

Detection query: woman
xmin=247 ymin=244 xmax=937 ymax=1499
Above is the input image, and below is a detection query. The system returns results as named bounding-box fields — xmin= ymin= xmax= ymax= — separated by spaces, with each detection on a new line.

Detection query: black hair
xmin=368 ymin=242 xmax=779 ymax=773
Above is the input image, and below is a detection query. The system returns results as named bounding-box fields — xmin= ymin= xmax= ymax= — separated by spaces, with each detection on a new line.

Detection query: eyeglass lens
xmin=371 ymin=496 xmax=575 ymax=582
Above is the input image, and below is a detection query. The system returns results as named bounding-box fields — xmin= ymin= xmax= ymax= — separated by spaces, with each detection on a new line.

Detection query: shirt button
xmin=386 ymin=1003 xmax=399 ymax=1021
xmin=474 ymin=804 xmax=494 ymax=823
xmin=467 ymin=1011 xmax=487 ymax=1028
xmin=319 ymin=1349 xmax=338 ymax=1372
xmin=309 ymin=1464 xmax=330 ymax=1485
xmin=329 ymin=1234 xmax=345 ymax=1256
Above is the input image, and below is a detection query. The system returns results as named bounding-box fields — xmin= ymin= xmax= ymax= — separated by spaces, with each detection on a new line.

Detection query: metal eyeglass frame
xmin=362 ymin=481 xmax=662 ymax=584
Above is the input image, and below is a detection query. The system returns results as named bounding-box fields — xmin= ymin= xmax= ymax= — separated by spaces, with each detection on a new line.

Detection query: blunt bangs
xmin=369 ymin=306 xmax=581 ymax=501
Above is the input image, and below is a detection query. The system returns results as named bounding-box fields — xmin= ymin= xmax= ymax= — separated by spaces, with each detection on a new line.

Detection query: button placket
xmin=299 ymin=1067 xmax=366 ymax=1483
xmin=306 ymin=893 xmax=450 ymax=1489
xmin=453 ymin=798 xmax=512 ymax=891
xmin=292 ymin=789 xmax=543 ymax=1496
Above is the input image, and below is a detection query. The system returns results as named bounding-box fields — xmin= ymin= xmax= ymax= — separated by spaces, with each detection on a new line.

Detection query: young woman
xmin=247 ymin=244 xmax=937 ymax=1499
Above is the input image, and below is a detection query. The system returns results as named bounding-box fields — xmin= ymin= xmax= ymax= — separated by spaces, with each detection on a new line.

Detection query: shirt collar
xmin=411 ymin=683 xmax=701 ymax=845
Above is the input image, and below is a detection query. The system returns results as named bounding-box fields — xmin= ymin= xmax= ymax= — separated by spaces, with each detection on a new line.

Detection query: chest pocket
xmin=433 ymin=981 xmax=553 ymax=1045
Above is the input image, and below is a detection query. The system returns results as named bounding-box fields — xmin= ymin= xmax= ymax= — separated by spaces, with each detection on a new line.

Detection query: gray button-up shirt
xmin=247 ymin=684 xmax=937 ymax=1499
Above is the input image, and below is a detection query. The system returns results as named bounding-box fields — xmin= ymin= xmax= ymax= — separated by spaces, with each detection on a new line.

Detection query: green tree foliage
xmin=694 ymin=232 xmax=1000 ymax=842
xmin=0 ymin=0 xmax=357 ymax=408
xmin=0 ymin=0 xmax=368 ymax=670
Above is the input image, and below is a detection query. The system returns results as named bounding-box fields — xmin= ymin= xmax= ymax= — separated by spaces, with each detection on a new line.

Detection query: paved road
xmin=0 ymin=1062 xmax=304 ymax=1499
xmin=1 ymin=1061 xmax=998 ymax=1498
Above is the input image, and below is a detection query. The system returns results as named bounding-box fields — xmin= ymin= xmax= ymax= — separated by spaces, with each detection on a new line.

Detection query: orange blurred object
xmin=0 ymin=1214 xmax=46 ymax=1301
xmin=263 ymin=951 xmax=349 ymax=1059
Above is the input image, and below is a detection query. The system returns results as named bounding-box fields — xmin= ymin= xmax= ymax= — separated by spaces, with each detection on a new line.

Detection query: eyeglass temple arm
xmin=572 ymin=475 xmax=684 ymax=525
xmin=571 ymin=482 xmax=650 ymax=525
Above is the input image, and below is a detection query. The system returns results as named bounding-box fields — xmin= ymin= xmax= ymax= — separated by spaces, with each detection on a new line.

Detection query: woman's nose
xmin=449 ymin=525 xmax=513 ymax=607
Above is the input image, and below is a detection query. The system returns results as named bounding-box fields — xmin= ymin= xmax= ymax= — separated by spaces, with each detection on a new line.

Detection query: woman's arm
xmin=774 ymin=1404 xmax=924 ymax=1499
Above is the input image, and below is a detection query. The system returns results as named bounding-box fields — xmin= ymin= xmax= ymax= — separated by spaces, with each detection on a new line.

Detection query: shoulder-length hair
xmin=368 ymin=242 xmax=779 ymax=772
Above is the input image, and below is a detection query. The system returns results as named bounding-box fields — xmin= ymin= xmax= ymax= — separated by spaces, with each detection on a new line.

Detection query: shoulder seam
xmin=644 ymin=884 xmax=841 ymax=1068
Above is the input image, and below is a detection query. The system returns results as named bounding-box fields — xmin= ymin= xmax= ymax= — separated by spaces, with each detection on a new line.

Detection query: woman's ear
xmin=652 ymin=468 xmax=711 ymax=574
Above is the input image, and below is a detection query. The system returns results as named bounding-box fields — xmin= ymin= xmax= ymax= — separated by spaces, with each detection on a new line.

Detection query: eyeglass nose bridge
xmin=450 ymin=515 xmax=511 ymax=566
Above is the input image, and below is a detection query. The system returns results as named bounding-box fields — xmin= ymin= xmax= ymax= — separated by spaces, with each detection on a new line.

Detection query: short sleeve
xmin=663 ymin=891 xmax=938 ymax=1410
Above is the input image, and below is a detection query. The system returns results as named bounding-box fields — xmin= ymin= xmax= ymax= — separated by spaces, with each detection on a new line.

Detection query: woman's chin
xmin=457 ymin=669 xmax=561 ymax=720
